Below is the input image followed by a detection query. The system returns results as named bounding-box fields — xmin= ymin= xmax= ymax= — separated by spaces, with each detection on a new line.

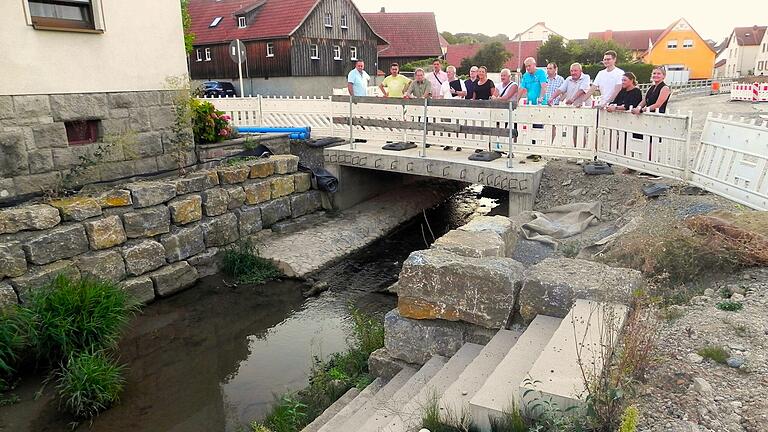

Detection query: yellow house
xmin=643 ymin=18 xmax=716 ymax=79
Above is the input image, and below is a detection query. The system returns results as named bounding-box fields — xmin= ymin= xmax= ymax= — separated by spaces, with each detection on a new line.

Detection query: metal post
xmin=257 ymin=94 xmax=263 ymax=126
xmin=236 ymin=39 xmax=245 ymax=97
xmin=507 ymin=100 xmax=514 ymax=168
xmin=683 ymin=110 xmax=693 ymax=181
xmin=329 ymin=96 xmax=335 ymax=138
xmin=349 ymin=96 xmax=354 ymax=149
xmin=420 ymin=98 xmax=428 ymax=158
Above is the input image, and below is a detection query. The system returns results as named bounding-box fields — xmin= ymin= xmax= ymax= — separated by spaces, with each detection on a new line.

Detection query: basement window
xmin=65 ymin=120 xmax=99 ymax=146
xmin=27 ymin=0 xmax=102 ymax=32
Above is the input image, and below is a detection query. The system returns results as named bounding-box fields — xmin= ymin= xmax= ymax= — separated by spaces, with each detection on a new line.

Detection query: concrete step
xmin=332 ymin=365 xmax=418 ymax=432
xmin=301 ymin=386 xmax=360 ymax=432
xmin=366 ymin=343 xmax=484 ymax=432
xmin=316 ymin=376 xmax=387 ymax=432
xmin=520 ymin=299 xmax=629 ymax=416
xmin=469 ymin=315 xmax=563 ymax=431
xmin=439 ymin=329 xmax=521 ymax=420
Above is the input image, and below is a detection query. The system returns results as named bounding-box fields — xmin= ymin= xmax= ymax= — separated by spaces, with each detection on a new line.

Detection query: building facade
xmin=643 ymin=18 xmax=716 ymax=80
xmin=720 ymin=26 xmax=767 ymax=78
xmin=589 ymin=29 xmax=664 ymax=61
xmin=512 ymin=22 xmax=566 ymax=44
xmin=755 ymin=30 xmax=768 ymax=76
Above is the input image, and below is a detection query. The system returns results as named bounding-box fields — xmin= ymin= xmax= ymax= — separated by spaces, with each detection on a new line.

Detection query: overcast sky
xmin=355 ymin=0 xmax=767 ymax=42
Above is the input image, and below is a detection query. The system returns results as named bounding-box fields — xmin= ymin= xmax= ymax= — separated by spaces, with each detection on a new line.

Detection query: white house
xmin=754 ymin=29 xmax=768 ymax=76
xmin=720 ymin=25 xmax=767 ymax=78
xmin=512 ymin=22 xmax=567 ymax=44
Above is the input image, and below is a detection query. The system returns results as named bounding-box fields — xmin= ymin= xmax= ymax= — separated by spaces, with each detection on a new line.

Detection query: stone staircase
xmin=302 ymin=299 xmax=628 ymax=432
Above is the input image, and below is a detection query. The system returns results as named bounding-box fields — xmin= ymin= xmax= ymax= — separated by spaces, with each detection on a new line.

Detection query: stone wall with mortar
xmin=0 ymin=155 xmax=322 ymax=307
xmin=0 ymin=91 xmax=196 ymax=204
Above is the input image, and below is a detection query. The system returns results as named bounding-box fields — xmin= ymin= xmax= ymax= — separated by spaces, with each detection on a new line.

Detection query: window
xmin=340 ymin=15 xmax=348 ymax=28
xmin=324 ymin=12 xmax=332 ymax=27
xmin=350 ymin=46 xmax=357 ymax=60
xmin=667 ymin=40 xmax=678 ymax=49
xmin=205 ymin=48 xmax=212 ymax=61
xmin=196 ymin=49 xmax=202 ymax=62
xmin=333 ymin=45 xmax=341 ymax=60
xmin=683 ymin=39 xmax=693 ymax=48
xmin=238 ymin=16 xmax=246 ymax=28
xmin=266 ymin=42 xmax=274 ymax=57
xmin=209 ymin=16 xmax=222 ymax=27
xmin=65 ymin=120 xmax=99 ymax=146
xmin=310 ymin=44 xmax=319 ymax=59
xmin=28 ymin=0 xmax=96 ymax=31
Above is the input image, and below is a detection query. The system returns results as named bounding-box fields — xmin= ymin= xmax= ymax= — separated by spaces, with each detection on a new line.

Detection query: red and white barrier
xmin=730 ymin=83 xmax=768 ymax=102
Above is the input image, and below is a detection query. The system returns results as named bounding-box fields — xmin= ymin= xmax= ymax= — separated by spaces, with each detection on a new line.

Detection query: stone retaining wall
xmin=0 ymin=155 xmax=322 ymax=307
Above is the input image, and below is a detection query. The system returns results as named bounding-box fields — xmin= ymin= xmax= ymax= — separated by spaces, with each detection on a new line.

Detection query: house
xmin=362 ymin=9 xmax=442 ymax=68
xmin=588 ymin=29 xmax=665 ymax=61
xmin=642 ymin=18 xmax=717 ymax=80
xmin=719 ymin=25 xmax=767 ymax=78
xmin=445 ymin=41 xmax=542 ymax=73
xmin=439 ymin=34 xmax=449 ymax=57
xmin=1 ymin=0 xmax=190 ymax=203
xmin=755 ymin=28 xmax=768 ymax=76
xmin=188 ymin=0 xmax=386 ymax=96
xmin=512 ymin=22 xmax=566 ymax=44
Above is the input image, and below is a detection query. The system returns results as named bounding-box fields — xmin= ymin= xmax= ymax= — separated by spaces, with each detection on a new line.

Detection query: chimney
xmin=380 ymin=7 xmax=385 ymax=13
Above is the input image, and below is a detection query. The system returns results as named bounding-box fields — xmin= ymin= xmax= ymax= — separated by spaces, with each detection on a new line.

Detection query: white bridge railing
xmin=200 ymin=95 xmax=768 ymax=210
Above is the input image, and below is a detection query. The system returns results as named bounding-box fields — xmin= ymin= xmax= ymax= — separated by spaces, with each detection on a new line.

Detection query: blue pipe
xmin=238 ymin=126 xmax=311 ymax=134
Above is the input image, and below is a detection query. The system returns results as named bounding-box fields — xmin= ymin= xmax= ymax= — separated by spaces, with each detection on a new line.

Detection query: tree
xmin=471 ymin=42 xmax=511 ymax=72
xmin=181 ymin=0 xmax=195 ymax=54
xmin=537 ymin=35 xmax=572 ymax=68
xmin=567 ymin=39 xmax=630 ymax=65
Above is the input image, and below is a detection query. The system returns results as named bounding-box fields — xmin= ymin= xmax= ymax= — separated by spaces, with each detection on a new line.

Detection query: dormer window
xmin=210 ymin=16 xmax=222 ymax=27
xmin=324 ymin=12 xmax=332 ymax=27
xmin=238 ymin=16 xmax=246 ymax=28
xmin=340 ymin=15 xmax=348 ymax=29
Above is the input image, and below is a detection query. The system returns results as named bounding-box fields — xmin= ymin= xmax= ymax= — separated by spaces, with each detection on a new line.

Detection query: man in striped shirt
xmin=545 ymin=62 xmax=565 ymax=105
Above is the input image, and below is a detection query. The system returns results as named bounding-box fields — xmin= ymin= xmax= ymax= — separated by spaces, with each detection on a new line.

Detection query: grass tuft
xmin=223 ymin=240 xmax=282 ymax=285
xmin=0 ymin=306 xmax=38 ymax=392
xmin=716 ymin=300 xmax=743 ymax=312
xmin=489 ymin=406 xmax=527 ymax=432
xmin=55 ymin=351 xmax=125 ymax=419
xmin=697 ymin=345 xmax=729 ymax=364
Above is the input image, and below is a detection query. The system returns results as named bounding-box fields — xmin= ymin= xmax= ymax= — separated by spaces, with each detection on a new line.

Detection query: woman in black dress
xmin=471 ymin=66 xmax=496 ymax=100
xmin=606 ymin=72 xmax=643 ymax=112
xmin=632 ymin=66 xmax=671 ymax=114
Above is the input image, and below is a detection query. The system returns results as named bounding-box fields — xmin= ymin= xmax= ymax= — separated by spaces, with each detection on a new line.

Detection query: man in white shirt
xmin=587 ymin=50 xmax=624 ymax=107
xmin=548 ymin=63 xmax=591 ymax=107
xmin=440 ymin=65 xmax=467 ymax=99
xmin=491 ymin=68 xmax=518 ymax=101
xmin=426 ymin=59 xmax=449 ymax=99
xmin=346 ymin=60 xmax=370 ymax=96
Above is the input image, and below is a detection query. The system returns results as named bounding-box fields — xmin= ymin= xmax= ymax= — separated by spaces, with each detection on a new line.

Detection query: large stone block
xmin=83 ymin=215 xmax=127 ymax=250
xmin=75 ymin=250 xmax=126 ymax=282
xmin=0 ymin=242 xmax=27 ymax=278
xmin=93 ymin=189 xmax=132 ymax=208
xmin=270 ymin=175 xmax=295 ymax=199
xmin=187 ymin=248 xmax=220 ymax=278
xmin=11 ymin=260 xmax=81 ymax=302
xmin=168 ymin=194 xmax=202 ymax=225
xmin=0 ymin=131 xmax=29 ymax=177
xmin=0 ymin=96 xmax=13 ymax=120
xmin=159 ymin=224 xmax=206 ymax=262
xmin=121 ymin=240 xmax=166 ymax=276
xmin=243 ymin=180 xmax=271 ymax=205
xmin=397 ymin=249 xmax=524 ymax=328
xmin=0 ymin=282 xmax=18 ymax=307
xmin=23 ymin=224 xmax=90 ymax=265
xmin=149 ymin=105 xmax=176 ymax=130
xmin=249 ymin=160 xmax=274 ymax=178
xmin=0 ymin=205 xmax=61 ymax=234
xmin=126 ymin=182 xmax=176 ymax=208
xmin=368 ymin=347 xmax=412 ymax=380
xmin=50 ymin=93 xmax=108 ymax=122
xmin=234 ymin=206 xmax=262 ymax=236
xmin=431 ymin=229 xmax=505 ymax=258
xmin=51 ymin=147 xmax=78 ymax=169
xmin=122 ymin=206 xmax=170 ymax=238
xmin=31 ymin=123 xmax=68 ymax=149
xmin=201 ymin=214 xmax=239 ymax=247
xmin=13 ymin=172 xmax=62 ymax=196
xmin=259 ymin=197 xmax=292 ymax=227
xmin=107 ymin=92 xmax=139 ymax=109
xmin=224 ymin=185 xmax=246 ymax=209
xmin=290 ymin=191 xmax=322 ymax=219
xmin=173 ymin=170 xmax=219 ymax=195
xmin=217 ymin=166 xmax=250 ymax=184
xmin=294 ymin=172 xmax=312 ymax=193
xmin=149 ymin=261 xmax=199 ymax=297
xmin=128 ymin=108 xmax=152 ymax=132
xmin=119 ymin=277 xmax=155 ymax=304
xmin=50 ymin=197 xmax=103 ymax=222
xmin=133 ymin=132 xmax=164 ymax=159
xmin=13 ymin=95 xmax=51 ymax=118
xmin=27 ymin=149 xmax=54 ymax=174
xmin=518 ymin=258 xmax=642 ymax=324
xmin=202 ymin=188 xmax=228 ymax=217
xmin=272 ymin=155 xmax=299 ymax=174
xmin=459 ymin=215 xmax=518 ymax=257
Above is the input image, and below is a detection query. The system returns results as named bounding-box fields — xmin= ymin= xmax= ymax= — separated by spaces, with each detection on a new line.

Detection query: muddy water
xmin=0 ymin=186 xmax=503 ymax=432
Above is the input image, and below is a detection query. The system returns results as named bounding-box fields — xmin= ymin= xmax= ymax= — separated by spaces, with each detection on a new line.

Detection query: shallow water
xmin=0 ymin=185 xmax=502 ymax=432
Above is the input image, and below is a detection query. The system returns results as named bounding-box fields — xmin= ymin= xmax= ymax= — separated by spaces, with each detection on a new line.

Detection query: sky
xmin=354 ymin=0 xmax=768 ymax=42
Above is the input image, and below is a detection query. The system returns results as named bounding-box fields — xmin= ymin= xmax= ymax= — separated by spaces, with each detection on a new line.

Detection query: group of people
xmin=347 ymin=51 xmax=671 ymax=114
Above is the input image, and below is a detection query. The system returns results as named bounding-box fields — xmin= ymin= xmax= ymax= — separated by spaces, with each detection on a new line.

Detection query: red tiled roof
xmin=362 ymin=12 xmax=442 ymax=58
xmin=445 ymin=41 xmax=542 ymax=71
xmin=732 ymin=26 xmax=767 ymax=46
xmin=588 ymin=29 xmax=664 ymax=51
xmin=438 ymin=34 xmax=449 ymax=48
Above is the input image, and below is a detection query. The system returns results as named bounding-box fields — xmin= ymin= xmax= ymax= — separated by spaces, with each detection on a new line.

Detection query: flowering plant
xmin=190 ymin=99 xmax=234 ymax=143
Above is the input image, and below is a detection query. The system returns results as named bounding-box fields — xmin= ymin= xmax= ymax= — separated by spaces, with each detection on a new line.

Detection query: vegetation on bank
xmin=222 ymin=240 xmax=283 ymax=284
xmin=0 ymin=276 xmax=138 ymax=420
xmin=249 ymin=306 xmax=385 ymax=432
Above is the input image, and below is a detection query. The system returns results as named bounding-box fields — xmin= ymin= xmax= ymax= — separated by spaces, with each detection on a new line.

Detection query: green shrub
xmin=29 ymin=275 xmax=137 ymax=365
xmin=619 ymin=405 xmax=639 ymax=432
xmin=697 ymin=345 xmax=729 ymax=364
xmin=400 ymin=58 xmax=447 ymax=72
xmin=55 ymin=351 xmax=125 ymax=419
xmin=716 ymin=300 xmax=743 ymax=312
xmin=259 ymin=394 xmax=308 ymax=432
xmin=582 ymin=63 xmax=656 ymax=84
xmin=350 ymin=306 xmax=385 ymax=356
xmin=0 ymin=306 xmax=38 ymax=392
xmin=190 ymin=99 xmax=233 ymax=144
xmin=222 ymin=241 xmax=282 ymax=285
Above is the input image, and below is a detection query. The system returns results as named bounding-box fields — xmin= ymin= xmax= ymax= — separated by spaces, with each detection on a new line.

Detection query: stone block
xmin=74 ymin=250 xmax=126 ymax=282
xmin=202 ymin=188 xmax=228 ymax=217
xmin=23 ymin=224 xmax=90 ymax=265
xmin=93 ymin=189 xmax=132 ymax=208
xmin=126 ymin=182 xmax=176 ymax=208
xmin=122 ymin=206 xmax=170 ymax=238
xmin=187 ymin=248 xmax=220 ymax=278
xmin=459 ymin=215 xmax=518 ymax=257
xmin=290 ymin=191 xmax=322 ymax=219
xmin=11 ymin=260 xmax=81 ymax=302
xmin=218 ymin=166 xmax=251 ymax=184
xmin=133 ymin=157 xmax=160 ymax=176
xmin=168 ymin=194 xmax=202 ymax=225
xmin=518 ymin=258 xmax=642 ymax=324
xmin=50 ymin=197 xmax=103 ymax=221
xmin=107 ymin=92 xmax=139 ymax=109
xmin=249 ymin=160 xmax=275 ymax=178
xmin=0 ymin=96 xmax=13 ymax=119
xmin=0 ymin=131 xmax=29 ymax=177
xmin=128 ymin=108 xmax=152 ymax=132
xmin=119 ymin=277 xmax=155 ymax=304
xmin=397 ymin=249 xmax=524 ymax=328
xmin=0 ymin=242 xmax=27 ymax=278
xmin=149 ymin=105 xmax=176 ymax=130
xmin=259 ymin=197 xmax=292 ymax=227
xmin=272 ymin=155 xmax=299 ymax=174
xmin=27 ymin=149 xmax=54 ymax=174
xmin=173 ymin=171 xmax=218 ymax=195
xmin=12 ymin=172 xmax=62 ymax=196
xmin=0 ymin=179 xmax=14 ymax=200
xmin=159 ymin=224 xmax=205 ymax=262
xmin=0 ymin=204 xmax=61 ymax=234
xmin=31 ymin=123 xmax=68 ymax=149
xmin=243 ymin=180 xmax=271 ymax=205
xmin=100 ymin=118 xmax=130 ymax=136
xmin=13 ymin=95 xmax=51 ymax=118
xmin=84 ymin=215 xmax=127 ymax=250
xmin=201 ymin=214 xmax=239 ymax=247
xmin=270 ymin=175 xmax=295 ymax=199
xmin=293 ymin=172 xmax=312 ymax=193
xmin=431 ymin=229 xmax=505 ymax=258
xmin=368 ymin=348 xmax=411 ymax=380
xmin=50 ymin=93 xmax=108 ymax=122
xmin=121 ymin=240 xmax=166 ymax=276
xmin=149 ymin=261 xmax=199 ymax=297
xmin=234 ymin=206 xmax=262 ymax=236
xmin=0 ymin=282 xmax=18 ymax=307
xmin=51 ymin=147 xmax=78 ymax=169
xmin=133 ymin=132 xmax=164 ymax=159
xmin=224 ymin=185 xmax=246 ymax=210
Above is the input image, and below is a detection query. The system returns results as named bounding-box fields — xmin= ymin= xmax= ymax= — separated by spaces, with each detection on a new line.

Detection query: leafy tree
xmin=181 ymin=0 xmax=195 ymax=54
xmin=473 ymin=41 xmax=511 ymax=72
xmin=537 ymin=35 xmax=572 ymax=68
xmin=567 ymin=39 xmax=630 ymax=65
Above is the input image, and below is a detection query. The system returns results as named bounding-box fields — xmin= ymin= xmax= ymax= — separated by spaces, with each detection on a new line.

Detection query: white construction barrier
xmin=512 ymin=105 xmax=598 ymax=159
xmin=731 ymin=82 xmax=768 ymax=102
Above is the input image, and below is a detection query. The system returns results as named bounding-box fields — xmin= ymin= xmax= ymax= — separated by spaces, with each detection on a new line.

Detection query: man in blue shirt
xmin=518 ymin=57 xmax=548 ymax=105
xmin=347 ymin=60 xmax=370 ymax=96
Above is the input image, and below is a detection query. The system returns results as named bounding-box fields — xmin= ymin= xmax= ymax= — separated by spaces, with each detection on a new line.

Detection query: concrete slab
xmin=469 ymin=315 xmax=562 ymax=431
xmin=315 ymin=377 xmax=386 ymax=432
xmin=301 ymin=387 xmax=360 ymax=432
xmin=520 ymin=300 xmax=629 ymax=416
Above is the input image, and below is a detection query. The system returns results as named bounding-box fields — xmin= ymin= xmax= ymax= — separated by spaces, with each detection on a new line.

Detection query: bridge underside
xmin=323 ymin=142 xmax=545 ymax=216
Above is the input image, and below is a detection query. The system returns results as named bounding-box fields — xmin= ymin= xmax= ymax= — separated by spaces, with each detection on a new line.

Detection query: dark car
xmin=202 ymin=81 xmax=238 ymax=97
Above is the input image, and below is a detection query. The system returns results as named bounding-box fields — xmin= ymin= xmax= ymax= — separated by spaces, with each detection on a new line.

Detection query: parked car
xmin=202 ymin=81 xmax=238 ymax=97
